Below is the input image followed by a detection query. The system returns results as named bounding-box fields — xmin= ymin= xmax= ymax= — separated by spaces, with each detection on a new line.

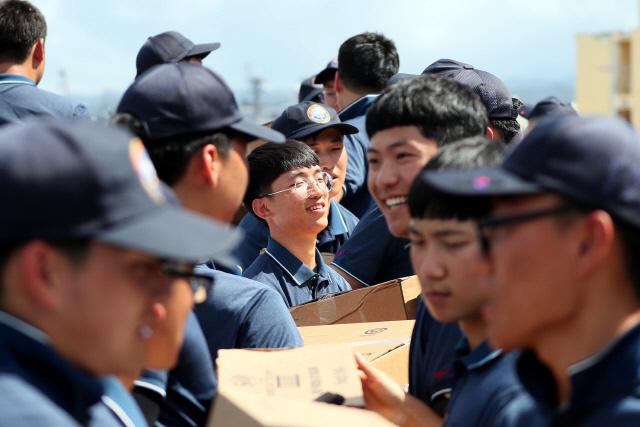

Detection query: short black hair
xmin=112 ymin=112 xmax=232 ymax=186
xmin=366 ymin=75 xmax=489 ymax=146
xmin=490 ymin=98 xmax=523 ymax=143
xmin=408 ymin=136 xmax=505 ymax=221
xmin=338 ymin=32 xmax=399 ymax=94
xmin=244 ymin=140 xmax=319 ymax=215
xmin=0 ymin=0 xmax=46 ymax=63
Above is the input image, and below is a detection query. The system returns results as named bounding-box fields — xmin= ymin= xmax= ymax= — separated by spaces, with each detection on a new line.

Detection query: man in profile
xmin=0 ymin=0 xmax=88 ymax=124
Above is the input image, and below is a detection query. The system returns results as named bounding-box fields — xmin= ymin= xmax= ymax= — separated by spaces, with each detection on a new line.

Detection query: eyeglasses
xmin=259 ymin=171 xmax=333 ymax=198
xmin=160 ymin=261 xmax=214 ymax=304
xmin=476 ymin=204 xmax=579 ymax=255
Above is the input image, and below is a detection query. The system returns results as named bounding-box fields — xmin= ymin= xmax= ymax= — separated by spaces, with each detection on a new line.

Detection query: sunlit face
xmin=56 ymin=243 xmax=175 ymax=376
xmin=213 ymin=141 xmax=249 ymax=223
xmin=367 ymin=126 xmax=439 ymax=237
xmin=481 ymin=194 xmax=582 ymax=350
xmin=261 ymin=165 xmax=330 ymax=238
xmin=409 ymin=218 xmax=492 ymax=324
xmin=305 ymin=127 xmax=347 ymax=202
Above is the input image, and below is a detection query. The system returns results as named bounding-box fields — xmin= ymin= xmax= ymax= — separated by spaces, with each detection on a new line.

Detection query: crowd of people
xmin=0 ymin=1 xmax=639 ymax=426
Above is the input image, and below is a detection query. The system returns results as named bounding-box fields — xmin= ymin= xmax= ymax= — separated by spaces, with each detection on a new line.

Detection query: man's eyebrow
xmin=367 ymin=140 xmax=409 ymax=154
xmin=431 ymin=229 xmax=466 ymax=238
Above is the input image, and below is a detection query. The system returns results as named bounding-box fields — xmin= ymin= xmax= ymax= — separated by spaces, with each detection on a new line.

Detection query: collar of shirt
xmin=101 ymin=376 xmax=148 ymax=427
xmin=318 ymin=201 xmax=350 ymax=245
xmin=517 ymin=322 xmax=640 ymax=413
xmin=338 ymin=95 xmax=378 ymax=122
xmin=453 ymin=338 xmax=502 ymax=377
xmin=0 ymin=73 xmax=36 ymax=86
xmin=0 ymin=310 xmax=104 ymax=423
xmin=265 ymin=238 xmax=329 ymax=287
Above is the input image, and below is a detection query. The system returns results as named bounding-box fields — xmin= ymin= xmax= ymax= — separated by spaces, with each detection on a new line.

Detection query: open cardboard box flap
xmin=299 ymin=320 xmax=415 ymax=386
xmin=290 ymin=276 xmax=421 ymax=327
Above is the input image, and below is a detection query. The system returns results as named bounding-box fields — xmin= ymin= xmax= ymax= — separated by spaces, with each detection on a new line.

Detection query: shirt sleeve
xmin=236 ymin=287 xmax=304 ymax=348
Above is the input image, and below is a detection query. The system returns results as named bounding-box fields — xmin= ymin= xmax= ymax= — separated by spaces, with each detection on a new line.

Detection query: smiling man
xmin=421 ymin=115 xmax=640 ymax=425
xmin=331 ymin=75 xmax=490 ymax=415
xmin=234 ymin=101 xmax=359 ymax=269
xmin=243 ymin=141 xmax=351 ymax=307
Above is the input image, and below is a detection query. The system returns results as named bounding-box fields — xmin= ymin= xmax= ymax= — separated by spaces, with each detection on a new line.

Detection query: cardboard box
xmin=209 ymin=390 xmax=396 ymax=427
xmin=216 ymin=344 xmax=364 ymax=406
xmin=290 ymin=275 xmax=421 ymax=327
xmin=299 ymin=320 xmax=414 ymax=386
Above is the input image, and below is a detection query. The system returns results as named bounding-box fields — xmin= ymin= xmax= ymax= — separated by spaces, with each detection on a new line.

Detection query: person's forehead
xmin=411 ymin=217 xmax=474 ymax=234
xmin=279 ymin=165 xmax=322 ymax=180
xmin=369 ymin=126 xmax=436 ymax=152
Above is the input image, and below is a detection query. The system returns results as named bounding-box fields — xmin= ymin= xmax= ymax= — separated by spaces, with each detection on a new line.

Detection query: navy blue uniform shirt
xmin=409 ymin=301 xmax=463 ymax=415
xmin=338 ymin=95 xmax=377 ymax=218
xmin=0 ymin=74 xmax=89 ymax=124
xmin=233 ymin=200 xmax=359 ymax=270
xmin=331 ymin=206 xmax=413 ymax=286
xmin=443 ymin=340 xmax=544 ymax=427
xmin=0 ymin=311 xmax=119 ymax=426
xmin=243 ymin=238 xmax=352 ymax=307
xmin=515 ymin=323 xmax=640 ymax=426
xmin=194 ymin=265 xmax=303 ymax=359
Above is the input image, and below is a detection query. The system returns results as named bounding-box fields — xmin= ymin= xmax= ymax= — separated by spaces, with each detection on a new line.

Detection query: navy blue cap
xmin=418 ymin=115 xmax=640 ymax=229
xmin=298 ymin=76 xmax=323 ymax=103
xmin=423 ymin=59 xmax=517 ymax=120
xmin=271 ymin=101 xmax=358 ymax=140
xmin=524 ymin=96 xmax=577 ymax=121
xmin=136 ymin=31 xmax=220 ymax=77
xmin=0 ymin=119 xmax=240 ymax=263
xmin=117 ymin=63 xmax=284 ymax=143
xmin=313 ymin=58 xmax=338 ymax=85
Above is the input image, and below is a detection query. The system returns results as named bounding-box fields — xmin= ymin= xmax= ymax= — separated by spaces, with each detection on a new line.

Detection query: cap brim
xmin=229 ymin=118 xmax=285 ymax=143
xmin=289 ymin=122 xmax=359 ymax=140
xmin=300 ymin=87 xmax=324 ymax=103
xmin=421 ymin=166 xmax=543 ymax=197
xmin=186 ymin=42 xmax=221 ymax=59
xmin=314 ymin=67 xmax=337 ymax=84
xmin=98 ymin=206 xmax=240 ymax=265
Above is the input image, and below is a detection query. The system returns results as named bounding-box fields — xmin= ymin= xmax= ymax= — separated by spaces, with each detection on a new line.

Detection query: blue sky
xmin=34 ymin=0 xmax=638 ymax=103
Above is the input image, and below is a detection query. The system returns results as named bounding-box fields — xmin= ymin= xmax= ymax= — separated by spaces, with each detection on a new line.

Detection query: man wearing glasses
xmin=0 ymin=120 xmax=236 ymax=426
xmin=420 ymin=115 xmax=640 ymax=425
xmin=243 ymin=141 xmax=352 ymax=307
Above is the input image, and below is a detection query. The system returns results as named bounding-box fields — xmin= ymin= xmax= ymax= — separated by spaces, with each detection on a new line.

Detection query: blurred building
xmin=576 ymin=29 xmax=640 ymax=127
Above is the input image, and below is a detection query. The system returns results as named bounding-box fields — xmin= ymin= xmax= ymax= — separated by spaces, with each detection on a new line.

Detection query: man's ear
xmin=251 ymin=197 xmax=272 ymax=221
xmin=574 ymin=210 xmax=615 ymax=276
xmin=198 ymin=144 xmax=221 ymax=188
xmin=32 ymin=38 xmax=45 ymax=64
xmin=18 ymin=242 xmax=67 ymax=311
